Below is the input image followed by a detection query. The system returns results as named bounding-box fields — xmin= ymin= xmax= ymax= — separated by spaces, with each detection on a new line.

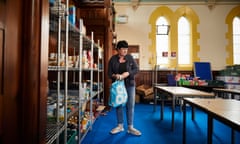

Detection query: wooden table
xmin=213 ymin=88 xmax=240 ymax=99
xmin=183 ymin=98 xmax=240 ymax=144
xmin=183 ymin=85 xmax=225 ymax=93
xmin=154 ymin=86 xmax=215 ymax=130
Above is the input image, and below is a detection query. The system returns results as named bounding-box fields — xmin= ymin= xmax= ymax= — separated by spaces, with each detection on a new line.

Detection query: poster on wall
xmin=193 ymin=62 xmax=213 ymax=80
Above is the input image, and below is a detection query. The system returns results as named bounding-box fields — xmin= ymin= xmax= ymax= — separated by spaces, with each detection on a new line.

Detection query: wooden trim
xmin=39 ymin=0 xmax=49 ymax=143
xmin=20 ymin=0 xmax=49 ymax=143
xmin=0 ymin=0 xmax=48 ymax=143
xmin=2 ymin=0 xmax=22 ymax=143
xmin=0 ymin=26 xmax=3 ymax=143
xmin=0 ymin=29 xmax=3 ymax=95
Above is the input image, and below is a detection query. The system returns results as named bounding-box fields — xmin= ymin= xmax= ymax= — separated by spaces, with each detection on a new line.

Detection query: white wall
xmin=114 ymin=2 xmax=238 ymax=70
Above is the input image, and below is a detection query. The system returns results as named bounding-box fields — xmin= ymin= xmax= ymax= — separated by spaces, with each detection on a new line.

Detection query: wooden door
xmin=128 ymin=45 xmax=139 ymax=65
xmin=0 ymin=0 xmax=49 ymax=143
xmin=0 ymin=0 xmax=23 ymax=143
xmin=0 ymin=24 xmax=3 ymax=144
xmin=0 ymin=1 xmax=5 ymax=142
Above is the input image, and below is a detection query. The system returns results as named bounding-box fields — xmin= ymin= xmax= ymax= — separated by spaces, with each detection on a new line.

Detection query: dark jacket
xmin=108 ymin=54 xmax=139 ymax=87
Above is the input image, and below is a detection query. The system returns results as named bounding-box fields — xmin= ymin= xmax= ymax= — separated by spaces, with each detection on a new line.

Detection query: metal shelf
xmin=46 ymin=122 xmax=66 ymax=144
xmin=47 ymin=1 xmax=104 ymax=143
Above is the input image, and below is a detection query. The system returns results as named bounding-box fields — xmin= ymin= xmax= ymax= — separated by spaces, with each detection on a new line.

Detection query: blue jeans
xmin=116 ymin=85 xmax=135 ymax=126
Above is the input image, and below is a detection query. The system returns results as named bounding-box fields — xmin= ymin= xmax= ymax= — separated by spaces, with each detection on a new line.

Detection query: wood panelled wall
xmin=0 ymin=0 xmax=49 ymax=143
xmin=135 ymin=70 xmax=220 ymax=87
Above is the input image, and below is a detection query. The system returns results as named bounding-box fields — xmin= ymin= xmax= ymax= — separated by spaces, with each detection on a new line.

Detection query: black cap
xmin=116 ymin=40 xmax=128 ymax=49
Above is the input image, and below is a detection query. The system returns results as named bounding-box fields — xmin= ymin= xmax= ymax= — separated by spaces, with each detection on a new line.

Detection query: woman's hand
xmin=112 ymin=72 xmax=129 ymax=80
xmin=112 ymin=74 xmax=121 ymax=80
xmin=121 ymin=72 xmax=129 ymax=79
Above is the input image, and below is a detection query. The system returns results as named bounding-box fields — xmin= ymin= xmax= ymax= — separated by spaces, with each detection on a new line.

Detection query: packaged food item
xmin=69 ymin=5 xmax=76 ymax=25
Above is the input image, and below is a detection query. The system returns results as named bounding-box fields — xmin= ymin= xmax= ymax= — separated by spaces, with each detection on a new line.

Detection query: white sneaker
xmin=110 ymin=126 xmax=124 ymax=134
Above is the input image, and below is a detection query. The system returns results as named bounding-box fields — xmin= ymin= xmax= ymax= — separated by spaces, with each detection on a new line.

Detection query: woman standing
xmin=108 ymin=40 xmax=141 ymax=136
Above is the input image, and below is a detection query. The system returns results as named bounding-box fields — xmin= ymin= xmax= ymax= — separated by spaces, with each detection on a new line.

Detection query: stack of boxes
xmin=216 ymin=65 xmax=240 ymax=90
xmin=216 ymin=65 xmax=240 ymax=99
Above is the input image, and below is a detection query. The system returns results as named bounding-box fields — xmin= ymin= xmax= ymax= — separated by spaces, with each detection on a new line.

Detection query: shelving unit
xmin=46 ymin=1 xmax=104 ymax=143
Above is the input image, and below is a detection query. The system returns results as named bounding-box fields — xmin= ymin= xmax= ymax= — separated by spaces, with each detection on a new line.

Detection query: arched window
xmin=225 ymin=5 xmax=240 ymax=65
xmin=178 ymin=16 xmax=190 ymax=65
xmin=156 ymin=16 xmax=169 ymax=65
xmin=233 ymin=16 xmax=240 ymax=64
xmin=149 ymin=6 xmax=199 ymax=70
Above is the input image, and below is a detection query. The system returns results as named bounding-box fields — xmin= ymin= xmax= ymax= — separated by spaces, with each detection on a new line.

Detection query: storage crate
xmin=67 ymin=130 xmax=77 ymax=144
xmin=136 ymin=85 xmax=153 ymax=96
xmin=225 ymin=83 xmax=240 ymax=90
xmin=58 ymin=130 xmax=77 ymax=144
xmin=216 ymin=76 xmax=240 ymax=84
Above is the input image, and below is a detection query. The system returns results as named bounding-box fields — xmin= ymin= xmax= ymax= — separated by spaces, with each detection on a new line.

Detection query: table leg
xmin=154 ymin=87 xmax=156 ymax=112
xmin=231 ymin=129 xmax=235 ymax=144
xmin=207 ymin=115 xmax=213 ymax=144
xmin=183 ymin=100 xmax=186 ymax=144
xmin=172 ymin=96 xmax=175 ymax=131
xmin=217 ymin=91 xmax=222 ymax=98
xmin=224 ymin=92 xmax=227 ymax=99
xmin=191 ymin=106 xmax=195 ymax=120
xmin=161 ymin=93 xmax=164 ymax=120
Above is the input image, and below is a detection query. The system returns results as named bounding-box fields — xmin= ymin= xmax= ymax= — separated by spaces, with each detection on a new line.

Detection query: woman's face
xmin=118 ymin=48 xmax=128 ymax=56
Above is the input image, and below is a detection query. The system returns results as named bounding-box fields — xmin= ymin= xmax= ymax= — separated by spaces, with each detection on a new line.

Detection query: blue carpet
xmin=82 ymin=103 xmax=240 ymax=144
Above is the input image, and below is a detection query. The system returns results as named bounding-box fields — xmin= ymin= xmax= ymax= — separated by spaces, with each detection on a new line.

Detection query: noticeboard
xmin=193 ymin=62 xmax=213 ymax=80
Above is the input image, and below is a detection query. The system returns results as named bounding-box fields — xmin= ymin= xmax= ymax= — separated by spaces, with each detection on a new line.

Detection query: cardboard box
xmin=143 ymin=93 xmax=154 ymax=100
xmin=136 ymin=85 xmax=153 ymax=96
xmin=135 ymin=94 xmax=140 ymax=103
